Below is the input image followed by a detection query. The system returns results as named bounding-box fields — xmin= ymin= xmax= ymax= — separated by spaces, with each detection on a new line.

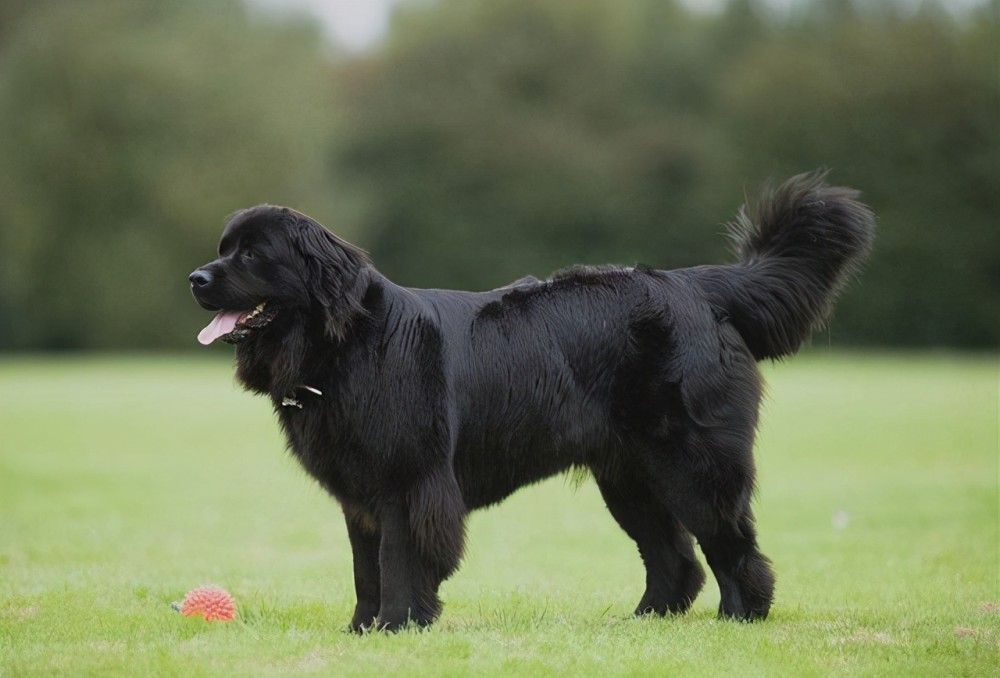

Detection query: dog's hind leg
xmin=594 ymin=471 xmax=706 ymax=616
xmin=658 ymin=429 xmax=776 ymax=622
xmin=696 ymin=505 xmax=774 ymax=622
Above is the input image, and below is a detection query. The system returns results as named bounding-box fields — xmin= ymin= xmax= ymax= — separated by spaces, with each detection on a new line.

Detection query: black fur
xmin=189 ymin=171 xmax=874 ymax=631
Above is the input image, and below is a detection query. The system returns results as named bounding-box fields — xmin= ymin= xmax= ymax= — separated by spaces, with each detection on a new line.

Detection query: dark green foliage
xmin=0 ymin=0 xmax=338 ymax=349
xmin=332 ymin=0 xmax=730 ymax=291
xmin=716 ymin=5 xmax=1000 ymax=346
xmin=0 ymin=0 xmax=995 ymax=349
xmin=330 ymin=0 xmax=997 ymax=348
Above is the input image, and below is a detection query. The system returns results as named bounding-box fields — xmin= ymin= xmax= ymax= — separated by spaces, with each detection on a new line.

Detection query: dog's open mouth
xmin=197 ymin=302 xmax=277 ymax=345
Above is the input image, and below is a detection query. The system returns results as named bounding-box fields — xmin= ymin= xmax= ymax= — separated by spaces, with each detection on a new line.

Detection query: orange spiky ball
xmin=178 ymin=585 xmax=236 ymax=621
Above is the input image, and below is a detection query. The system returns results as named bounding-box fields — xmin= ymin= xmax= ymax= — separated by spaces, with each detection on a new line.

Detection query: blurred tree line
xmin=0 ymin=0 xmax=996 ymax=350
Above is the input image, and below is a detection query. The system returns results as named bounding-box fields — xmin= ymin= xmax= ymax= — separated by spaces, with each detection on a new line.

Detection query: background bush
xmin=0 ymin=0 xmax=995 ymax=350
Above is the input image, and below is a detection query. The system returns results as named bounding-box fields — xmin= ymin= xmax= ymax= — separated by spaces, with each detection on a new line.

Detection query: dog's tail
xmin=692 ymin=170 xmax=875 ymax=361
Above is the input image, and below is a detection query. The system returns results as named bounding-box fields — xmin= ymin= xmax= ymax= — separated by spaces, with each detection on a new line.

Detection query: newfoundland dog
xmin=189 ymin=171 xmax=874 ymax=631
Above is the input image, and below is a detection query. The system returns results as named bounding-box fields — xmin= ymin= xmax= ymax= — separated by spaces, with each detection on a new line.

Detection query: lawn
xmin=1 ymin=352 xmax=996 ymax=676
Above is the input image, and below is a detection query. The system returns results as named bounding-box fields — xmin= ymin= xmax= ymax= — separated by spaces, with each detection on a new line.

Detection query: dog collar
xmin=281 ymin=384 xmax=323 ymax=409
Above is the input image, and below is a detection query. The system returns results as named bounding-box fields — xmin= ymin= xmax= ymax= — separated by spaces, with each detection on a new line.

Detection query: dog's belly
xmin=446 ymin=357 xmax=622 ymax=509
xmin=452 ymin=444 xmax=578 ymax=510
xmin=450 ymin=410 xmax=611 ymax=510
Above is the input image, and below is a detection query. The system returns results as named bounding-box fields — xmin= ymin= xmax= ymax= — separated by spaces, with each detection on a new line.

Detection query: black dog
xmin=190 ymin=171 xmax=874 ymax=631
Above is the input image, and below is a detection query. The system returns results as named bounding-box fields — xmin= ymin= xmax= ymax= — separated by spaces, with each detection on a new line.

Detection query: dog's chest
xmin=277 ymin=404 xmax=347 ymax=489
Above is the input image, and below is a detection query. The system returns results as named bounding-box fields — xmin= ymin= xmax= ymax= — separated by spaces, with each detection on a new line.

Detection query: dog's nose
xmin=189 ymin=269 xmax=213 ymax=288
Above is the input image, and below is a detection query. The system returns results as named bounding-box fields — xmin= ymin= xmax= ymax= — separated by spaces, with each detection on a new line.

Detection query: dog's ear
xmin=291 ymin=216 xmax=370 ymax=341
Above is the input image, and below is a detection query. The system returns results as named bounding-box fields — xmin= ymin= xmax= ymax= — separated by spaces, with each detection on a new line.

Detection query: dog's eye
xmin=241 ymin=249 xmax=255 ymax=261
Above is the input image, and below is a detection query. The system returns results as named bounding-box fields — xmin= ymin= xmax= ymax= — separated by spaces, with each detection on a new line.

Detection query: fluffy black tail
xmin=694 ymin=171 xmax=875 ymax=361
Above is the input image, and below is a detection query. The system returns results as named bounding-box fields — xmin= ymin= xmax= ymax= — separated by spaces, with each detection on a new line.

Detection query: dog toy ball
xmin=171 ymin=585 xmax=236 ymax=621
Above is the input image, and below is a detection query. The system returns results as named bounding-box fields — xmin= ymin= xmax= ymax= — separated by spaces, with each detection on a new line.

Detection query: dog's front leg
xmin=376 ymin=496 xmax=418 ymax=631
xmin=344 ymin=506 xmax=381 ymax=633
xmin=374 ymin=468 xmax=467 ymax=630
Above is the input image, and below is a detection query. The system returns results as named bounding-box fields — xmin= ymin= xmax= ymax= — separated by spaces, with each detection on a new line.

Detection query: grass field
xmin=1 ymin=352 xmax=997 ymax=676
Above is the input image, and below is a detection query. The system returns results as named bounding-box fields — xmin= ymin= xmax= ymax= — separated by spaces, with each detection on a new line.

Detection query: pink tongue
xmin=197 ymin=311 xmax=244 ymax=345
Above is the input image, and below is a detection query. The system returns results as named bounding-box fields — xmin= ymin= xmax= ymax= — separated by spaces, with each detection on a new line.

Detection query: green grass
xmin=1 ymin=352 xmax=997 ymax=676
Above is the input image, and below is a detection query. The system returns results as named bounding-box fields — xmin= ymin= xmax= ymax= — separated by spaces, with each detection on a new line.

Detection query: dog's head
xmin=190 ymin=205 xmax=370 ymax=346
